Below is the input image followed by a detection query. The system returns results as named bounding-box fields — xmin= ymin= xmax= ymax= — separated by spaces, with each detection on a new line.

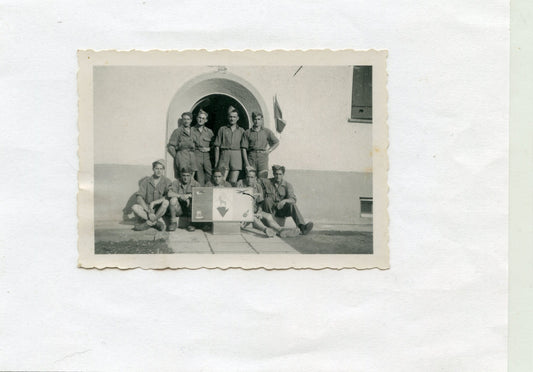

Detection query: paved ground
xmin=95 ymin=222 xmax=300 ymax=254
xmin=94 ymin=220 xmax=373 ymax=255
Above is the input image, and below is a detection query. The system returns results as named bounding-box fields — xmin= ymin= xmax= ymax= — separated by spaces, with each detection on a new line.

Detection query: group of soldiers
xmin=129 ymin=106 xmax=314 ymax=238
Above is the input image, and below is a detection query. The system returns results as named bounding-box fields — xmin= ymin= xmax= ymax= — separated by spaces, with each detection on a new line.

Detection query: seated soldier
xmin=167 ymin=166 xmax=200 ymax=232
xmin=205 ymin=167 xmax=233 ymax=188
xmin=237 ymin=169 xmax=300 ymax=238
xmin=131 ymin=159 xmax=173 ymax=231
xmin=261 ymin=164 xmax=314 ymax=235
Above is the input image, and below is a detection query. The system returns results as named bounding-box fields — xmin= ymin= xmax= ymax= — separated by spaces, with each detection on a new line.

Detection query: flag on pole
xmin=273 ymin=95 xmax=287 ymax=133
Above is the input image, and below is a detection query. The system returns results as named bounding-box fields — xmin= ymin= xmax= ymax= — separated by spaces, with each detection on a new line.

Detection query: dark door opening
xmin=191 ymin=94 xmax=250 ymax=136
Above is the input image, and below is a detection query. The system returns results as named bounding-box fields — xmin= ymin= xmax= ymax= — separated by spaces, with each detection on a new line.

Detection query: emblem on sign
xmin=217 ymin=194 xmax=229 ymax=217
xmin=191 ymin=187 xmax=254 ymax=223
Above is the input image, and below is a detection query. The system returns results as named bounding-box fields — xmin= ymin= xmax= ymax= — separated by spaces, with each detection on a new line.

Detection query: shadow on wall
xmin=94 ymin=164 xmax=373 ymax=226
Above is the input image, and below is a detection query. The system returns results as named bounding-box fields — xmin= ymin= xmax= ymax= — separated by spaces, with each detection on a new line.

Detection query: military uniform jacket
xmin=168 ymin=127 xmax=195 ymax=152
xmin=192 ymin=125 xmax=214 ymax=151
xmin=214 ymin=125 xmax=245 ymax=150
xmin=170 ymin=179 xmax=201 ymax=195
xmin=241 ymin=127 xmax=279 ymax=151
xmin=136 ymin=176 xmax=172 ymax=204
xmin=261 ymin=178 xmax=297 ymax=204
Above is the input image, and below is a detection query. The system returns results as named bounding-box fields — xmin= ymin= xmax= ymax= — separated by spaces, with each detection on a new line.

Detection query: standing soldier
xmin=192 ymin=109 xmax=214 ymax=186
xmin=214 ymin=106 xmax=245 ymax=184
xmin=241 ymin=112 xmax=279 ymax=179
xmin=167 ymin=112 xmax=197 ymax=180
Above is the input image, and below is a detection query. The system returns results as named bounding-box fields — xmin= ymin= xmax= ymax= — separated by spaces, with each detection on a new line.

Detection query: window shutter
xmin=351 ymin=66 xmax=373 ymax=121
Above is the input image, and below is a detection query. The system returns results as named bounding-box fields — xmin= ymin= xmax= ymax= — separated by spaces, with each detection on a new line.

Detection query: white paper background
xmin=0 ymin=1 xmax=509 ymax=371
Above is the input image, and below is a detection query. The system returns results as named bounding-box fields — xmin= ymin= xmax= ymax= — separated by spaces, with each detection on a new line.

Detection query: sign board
xmin=191 ymin=187 xmax=254 ymax=223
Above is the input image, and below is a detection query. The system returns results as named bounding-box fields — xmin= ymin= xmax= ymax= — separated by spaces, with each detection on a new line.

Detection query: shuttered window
xmin=350 ymin=66 xmax=372 ymax=123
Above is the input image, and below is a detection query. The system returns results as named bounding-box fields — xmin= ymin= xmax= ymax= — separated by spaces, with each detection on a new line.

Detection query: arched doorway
xmin=191 ymin=94 xmax=249 ymax=136
xmin=166 ymin=73 xmax=270 ymax=176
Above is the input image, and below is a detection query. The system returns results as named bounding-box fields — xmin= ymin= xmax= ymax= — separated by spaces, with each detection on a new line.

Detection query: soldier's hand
xmin=277 ymin=200 xmax=286 ymax=209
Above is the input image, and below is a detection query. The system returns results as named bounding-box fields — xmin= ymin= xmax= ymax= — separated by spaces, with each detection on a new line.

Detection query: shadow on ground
xmin=280 ymin=230 xmax=373 ymax=254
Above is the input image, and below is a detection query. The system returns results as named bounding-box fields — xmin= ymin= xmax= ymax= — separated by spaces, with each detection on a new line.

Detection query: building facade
xmin=93 ymin=65 xmax=373 ymax=226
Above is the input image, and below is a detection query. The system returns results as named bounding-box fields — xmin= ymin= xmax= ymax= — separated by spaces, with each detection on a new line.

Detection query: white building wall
xmin=94 ymin=66 xmax=373 ymax=173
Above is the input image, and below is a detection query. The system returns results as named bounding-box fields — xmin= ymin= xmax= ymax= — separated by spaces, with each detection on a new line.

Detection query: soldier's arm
xmin=149 ymin=197 xmax=166 ymax=209
xmin=267 ymin=142 xmax=279 ymax=154
xmin=241 ymin=132 xmax=252 ymax=168
xmin=167 ymin=130 xmax=178 ymax=157
xmin=267 ymin=129 xmax=280 ymax=154
xmin=242 ymin=148 xmax=251 ymax=168
xmin=282 ymin=182 xmax=297 ymax=204
xmin=167 ymin=144 xmax=176 ymax=157
xmin=168 ymin=186 xmax=190 ymax=200
xmin=135 ymin=180 xmax=151 ymax=212
xmin=167 ymin=188 xmax=179 ymax=198
xmin=136 ymin=195 xmax=151 ymax=213
xmin=209 ymin=129 xmax=215 ymax=147
xmin=214 ymin=129 xmax=222 ymax=166
xmin=214 ymin=146 xmax=220 ymax=167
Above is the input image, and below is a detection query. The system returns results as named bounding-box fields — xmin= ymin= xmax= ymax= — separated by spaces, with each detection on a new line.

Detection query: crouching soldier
xmin=261 ymin=164 xmax=314 ymax=235
xmin=167 ymin=166 xmax=200 ymax=232
xmin=237 ymin=169 xmax=300 ymax=238
xmin=131 ymin=159 xmax=173 ymax=231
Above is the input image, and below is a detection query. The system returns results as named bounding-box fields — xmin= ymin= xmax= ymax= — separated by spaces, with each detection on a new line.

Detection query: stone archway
xmin=166 ymin=72 xmax=269 ymax=172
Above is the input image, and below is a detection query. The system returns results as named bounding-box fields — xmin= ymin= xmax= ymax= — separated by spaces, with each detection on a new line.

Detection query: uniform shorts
xmin=218 ymin=149 xmax=242 ymax=171
xmin=247 ymin=151 xmax=268 ymax=174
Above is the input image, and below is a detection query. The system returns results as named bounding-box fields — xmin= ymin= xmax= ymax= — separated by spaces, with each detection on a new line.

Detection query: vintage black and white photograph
xmin=78 ymin=50 xmax=388 ymax=269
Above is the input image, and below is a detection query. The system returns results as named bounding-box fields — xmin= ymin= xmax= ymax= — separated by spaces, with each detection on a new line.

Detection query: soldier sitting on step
xmin=261 ymin=164 xmax=314 ymax=235
xmin=131 ymin=159 xmax=173 ymax=231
